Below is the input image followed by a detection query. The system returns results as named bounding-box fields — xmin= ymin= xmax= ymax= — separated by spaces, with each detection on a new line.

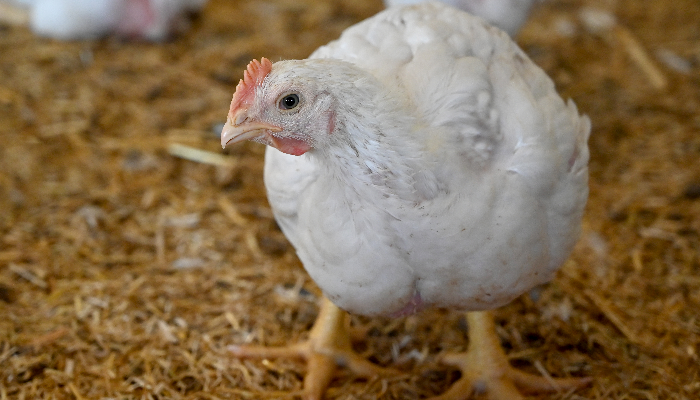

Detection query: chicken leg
xmin=430 ymin=311 xmax=591 ymax=400
xmin=228 ymin=296 xmax=400 ymax=400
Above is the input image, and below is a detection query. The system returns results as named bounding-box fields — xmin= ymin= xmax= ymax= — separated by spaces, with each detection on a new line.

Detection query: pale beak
xmin=220 ymin=111 xmax=282 ymax=149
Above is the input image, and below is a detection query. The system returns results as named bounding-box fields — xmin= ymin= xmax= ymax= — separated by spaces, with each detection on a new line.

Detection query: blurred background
xmin=0 ymin=0 xmax=699 ymax=398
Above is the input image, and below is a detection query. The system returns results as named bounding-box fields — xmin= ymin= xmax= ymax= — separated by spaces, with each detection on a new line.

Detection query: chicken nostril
xmin=233 ymin=111 xmax=248 ymax=126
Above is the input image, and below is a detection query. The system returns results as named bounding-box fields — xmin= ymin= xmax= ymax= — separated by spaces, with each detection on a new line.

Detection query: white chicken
xmin=0 ymin=0 xmax=207 ymax=41
xmin=222 ymin=3 xmax=590 ymax=399
xmin=383 ymin=0 xmax=541 ymax=36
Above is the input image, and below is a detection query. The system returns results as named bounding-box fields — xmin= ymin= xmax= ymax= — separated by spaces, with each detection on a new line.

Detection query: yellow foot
xmin=229 ymin=296 xmax=400 ymax=400
xmin=429 ymin=311 xmax=591 ymax=400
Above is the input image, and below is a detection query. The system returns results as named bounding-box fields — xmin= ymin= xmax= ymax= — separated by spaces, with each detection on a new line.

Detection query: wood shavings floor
xmin=0 ymin=0 xmax=698 ymax=398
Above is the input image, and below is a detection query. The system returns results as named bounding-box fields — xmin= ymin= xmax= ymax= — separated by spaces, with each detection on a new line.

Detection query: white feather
xmin=263 ymin=3 xmax=589 ymax=316
xmin=383 ymin=0 xmax=541 ymax=36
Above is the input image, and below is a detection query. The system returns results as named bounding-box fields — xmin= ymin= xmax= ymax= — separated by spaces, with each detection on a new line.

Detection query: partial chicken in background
xmin=383 ymin=0 xmax=542 ymax=36
xmin=221 ymin=2 xmax=590 ymax=400
xmin=0 ymin=0 xmax=207 ymax=40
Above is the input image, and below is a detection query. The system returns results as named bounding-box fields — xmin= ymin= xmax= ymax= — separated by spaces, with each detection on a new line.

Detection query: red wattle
xmin=271 ymin=136 xmax=312 ymax=156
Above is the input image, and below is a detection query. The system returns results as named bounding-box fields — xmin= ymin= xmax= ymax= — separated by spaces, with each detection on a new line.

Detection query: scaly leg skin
xmin=229 ymin=296 xmax=401 ymax=400
xmin=429 ymin=311 xmax=591 ymax=400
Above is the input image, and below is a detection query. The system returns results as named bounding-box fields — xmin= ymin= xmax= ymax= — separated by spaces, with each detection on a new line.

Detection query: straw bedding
xmin=1 ymin=0 xmax=699 ymax=398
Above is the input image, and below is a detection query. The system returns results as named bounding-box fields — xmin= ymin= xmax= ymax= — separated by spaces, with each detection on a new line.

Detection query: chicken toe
xmin=429 ymin=311 xmax=590 ymax=400
xmin=229 ymin=296 xmax=401 ymax=400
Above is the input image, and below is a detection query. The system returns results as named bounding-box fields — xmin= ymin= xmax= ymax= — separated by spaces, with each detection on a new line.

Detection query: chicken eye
xmin=279 ymin=93 xmax=300 ymax=110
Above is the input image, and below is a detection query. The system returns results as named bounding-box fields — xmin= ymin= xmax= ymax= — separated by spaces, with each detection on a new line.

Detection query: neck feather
xmin=307 ymin=65 xmax=434 ymax=202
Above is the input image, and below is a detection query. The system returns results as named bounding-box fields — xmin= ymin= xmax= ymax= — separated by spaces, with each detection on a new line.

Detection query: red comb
xmin=229 ymin=57 xmax=273 ymax=115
